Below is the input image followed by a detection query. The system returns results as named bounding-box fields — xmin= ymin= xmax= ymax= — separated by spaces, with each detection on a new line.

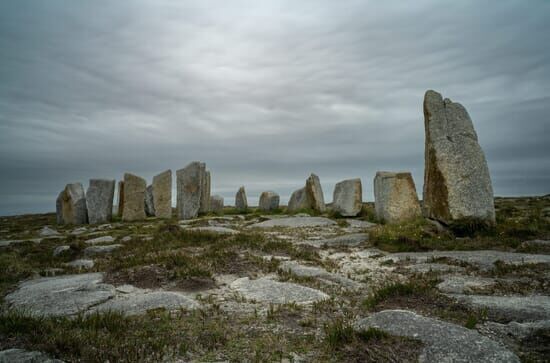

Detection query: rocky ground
xmin=0 ymin=197 xmax=549 ymax=362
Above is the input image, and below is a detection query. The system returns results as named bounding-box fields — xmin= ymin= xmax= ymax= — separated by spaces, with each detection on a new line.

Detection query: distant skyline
xmin=1 ymin=1 xmax=549 ymax=216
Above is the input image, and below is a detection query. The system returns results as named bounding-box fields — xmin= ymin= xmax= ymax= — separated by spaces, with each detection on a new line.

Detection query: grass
xmin=363 ymin=280 xmax=433 ymax=310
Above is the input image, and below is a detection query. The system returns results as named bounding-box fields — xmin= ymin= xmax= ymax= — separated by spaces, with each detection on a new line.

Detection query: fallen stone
xmin=84 ymin=244 xmax=122 ymax=255
xmin=259 ymin=191 xmax=280 ymax=212
xmin=210 ymin=195 xmax=224 ymax=214
xmin=187 ymin=226 xmax=238 ymax=235
xmin=144 ymin=184 xmax=155 ymax=217
xmin=86 ymin=179 xmax=115 ymax=224
xmin=287 ymin=187 xmax=310 ymax=213
xmin=230 ymin=277 xmax=329 ymax=304
xmin=121 ymin=236 xmax=132 ymax=242
xmin=247 ymin=216 xmax=337 ymax=229
xmin=92 ymin=291 xmax=199 ymax=316
xmin=4 ymin=273 xmax=115 ymax=317
xmin=177 ymin=162 xmax=205 ymax=219
xmin=437 ymin=275 xmax=497 ymax=294
xmin=66 ymin=259 xmax=94 ymax=269
xmin=355 ymin=310 xmax=519 ymax=363
xmin=451 ymin=294 xmax=550 ymax=322
xmin=152 ymin=169 xmax=172 ymax=219
xmin=70 ymin=227 xmax=88 ymax=235
xmin=332 ymin=178 xmax=362 ymax=217
xmin=59 ymin=183 xmax=88 ymax=225
xmin=423 ymin=90 xmax=495 ymax=224
xmin=0 ymin=348 xmax=64 ymax=363
xmin=235 ymin=186 xmax=248 ymax=211
xmin=305 ymin=173 xmax=326 ymax=212
xmin=122 ymin=173 xmax=147 ymax=222
xmin=53 ymin=245 xmax=70 ymax=256
xmin=39 ymin=226 xmax=60 ymax=237
xmin=279 ymin=261 xmax=360 ymax=289
xmin=374 ymin=171 xmax=422 ymax=224
xmin=299 ymin=233 xmax=368 ymax=248
xmin=85 ymin=235 xmax=115 ymax=245
xmin=199 ymin=168 xmax=211 ymax=214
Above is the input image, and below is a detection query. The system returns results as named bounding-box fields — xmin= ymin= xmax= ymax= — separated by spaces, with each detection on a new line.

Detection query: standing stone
xmin=176 ymin=162 xmax=204 ymax=220
xmin=306 ymin=173 xmax=326 ymax=212
xmin=210 ymin=195 xmax=224 ymax=214
xmin=423 ymin=90 xmax=495 ymax=224
xmin=199 ymin=168 xmax=211 ymax=214
xmin=259 ymin=191 xmax=280 ymax=212
xmin=86 ymin=179 xmax=115 ymax=224
xmin=235 ymin=186 xmax=248 ymax=211
xmin=117 ymin=181 xmax=125 ymax=217
xmin=56 ymin=191 xmax=64 ymax=224
xmin=152 ymin=170 xmax=172 ymax=219
xmin=332 ymin=178 xmax=362 ymax=217
xmin=144 ymin=185 xmax=155 ymax=217
xmin=287 ymin=187 xmax=310 ymax=213
xmin=59 ymin=183 xmax=88 ymax=225
xmin=122 ymin=173 xmax=146 ymax=222
xmin=374 ymin=172 xmax=422 ymax=224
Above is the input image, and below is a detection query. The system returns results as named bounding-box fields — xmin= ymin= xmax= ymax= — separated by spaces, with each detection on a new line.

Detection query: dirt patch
xmin=105 ymin=264 xmax=170 ymax=289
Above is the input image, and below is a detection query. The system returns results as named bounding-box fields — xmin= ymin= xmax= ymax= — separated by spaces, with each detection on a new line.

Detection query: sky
xmin=0 ymin=0 xmax=549 ymax=216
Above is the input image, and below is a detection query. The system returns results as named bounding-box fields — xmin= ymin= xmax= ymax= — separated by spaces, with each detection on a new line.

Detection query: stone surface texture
xmin=122 ymin=173 xmax=146 ymax=222
xmin=144 ymin=185 xmax=155 ymax=217
xmin=305 ymin=173 xmax=326 ymax=212
xmin=199 ymin=168 xmax=211 ymax=214
xmin=230 ymin=277 xmax=329 ymax=304
xmin=332 ymin=178 xmax=362 ymax=217
xmin=423 ymin=90 xmax=495 ymax=224
xmin=177 ymin=162 xmax=205 ymax=220
xmin=374 ymin=171 xmax=422 ymax=223
xmin=235 ymin=186 xmax=248 ymax=211
xmin=259 ymin=191 xmax=280 ymax=211
xmin=0 ymin=349 xmax=64 ymax=363
xmin=287 ymin=187 xmax=310 ymax=212
xmin=59 ymin=183 xmax=88 ymax=225
xmin=248 ymin=216 xmax=337 ymax=229
xmin=210 ymin=195 xmax=224 ymax=213
xmin=152 ymin=169 xmax=172 ymax=218
xmin=86 ymin=179 xmax=115 ymax=224
xmin=117 ymin=181 xmax=124 ymax=217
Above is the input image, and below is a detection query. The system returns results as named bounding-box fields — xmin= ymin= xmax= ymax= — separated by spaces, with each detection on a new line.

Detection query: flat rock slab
xmin=4 ymin=273 xmax=115 ymax=317
xmin=345 ymin=219 xmax=377 ymax=229
xmin=279 ymin=261 xmax=360 ymax=289
xmin=91 ymin=291 xmax=199 ymax=316
xmin=66 ymin=259 xmax=95 ymax=269
xmin=299 ymin=233 xmax=368 ymax=248
xmin=39 ymin=226 xmax=60 ymax=237
xmin=385 ymin=250 xmax=550 ymax=270
xmin=0 ymin=238 xmax=41 ymax=247
xmin=230 ymin=277 xmax=329 ymax=304
xmin=450 ymin=294 xmax=550 ymax=322
xmin=0 ymin=348 xmax=64 ymax=363
xmin=85 ymin=236 xmax=115 ymax=245
xmin=405 ymin=263 xmax=466 ymax=274
xmin=247 ymin=217 xmax=337 ymax=229
xmin=437 ymin=275 xmax=497 ymax=294
xmin=84 ymin=244 xmax=123 ymax=255
xmin=355 ymin=309 xmax=519 ymax=363
xmin=186 ymin=226 xmax=238 ymax=235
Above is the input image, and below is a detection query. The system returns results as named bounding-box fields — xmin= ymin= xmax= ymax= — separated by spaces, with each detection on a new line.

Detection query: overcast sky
xmin=1 ymin=1 xmax=549 ymax=216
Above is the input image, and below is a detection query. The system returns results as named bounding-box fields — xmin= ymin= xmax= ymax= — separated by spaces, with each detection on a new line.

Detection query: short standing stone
xmin=59 ymin=183 xmax=88 ymax=225
xmin=176 ymin=162 xmax=204 ymax=220
xmin=122 ymin=173 xmax=146 ymax=222
xmin=86 ymin=179 xmax=115 ymax=224
xmin=117 ymin=181 xmax=125 ymax=217
xmin=152 ymin=170 xmax=172 ymax=219
xmin=210 ymin=195 xmax=224 ymax=214
xmin=144 ymin=185 xmax=155 ymax=217
xmin=199 ymin=168 xmax=211 ymax=214
xmin=374 ymin=171 xmax=422 ymax=224
xmin=332 ymin=178 xmax=362 ymax=216
xmin=287 ymin=187 xmax=310 ymax=212
xmin=306 ymin=173 xmax=326 ymax=212
xmin=235 ymin=186 xmax=248 ymax=211
xmin=423 ymin=90 xmax=495 ymax=224
xmin=259 ymin=191 xmax=280 ymax=212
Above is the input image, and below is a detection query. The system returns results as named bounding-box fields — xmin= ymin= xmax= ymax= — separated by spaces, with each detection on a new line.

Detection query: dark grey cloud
xmin=1 ymin=0 xmax=549 ymax=215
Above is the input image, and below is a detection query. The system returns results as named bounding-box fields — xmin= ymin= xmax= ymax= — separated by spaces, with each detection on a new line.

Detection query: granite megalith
xmin=332 ymin=178 xmax=362 ymax=217
xmin=374 ymin=171 xmax=422 ymax=224
xmin=210 ymin=195 xmax=224 ymax=214
xmin=86 ymin=179 xmax=115 ymax=224
xmin=199 ymin=168 xmax=211 ymax=214
xmin=423 ymin=90 xmax=495 ymax=224
xmin=287 ymin=187 xmax=310 ymax=213
xmin=56 ymin=191 xmax=64 ymax=224
xmin=117 ymin=181 xmax=125 ymax=217
xmin=144 ymin=185 xmax=155 ymax=217
xmin=259 ymin=191 xmax=280 ymax=212
xmin=176 ymin=162 xmax=204 ymax=220
xmin=235 ymin=186 xmax=248 ymax=211
xmin=152 ymin=170 xmax=172 ymax=219
xmin=305 ymin=173 xmax=326 ymax=212
xmin=58 ymin=183 xmax=88 ymax=225
xmin=122 ymin=173 xmax=146 ymax=222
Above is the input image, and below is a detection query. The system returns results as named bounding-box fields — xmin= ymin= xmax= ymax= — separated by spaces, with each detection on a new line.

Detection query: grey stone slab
xmin=92 ymin=291 xmax=199 ymax=316
xmin=230 ymin=277 xmax=329 ymax=304
xmin=374 ymin=171 xmax=421 ymax=224
xmin=436 ymin=275 xmax=496 ymax=294
xmin=86 ymin=179 xmax=115 ymax=224
xmin=247 ymin=216 xmax=337 ymax=229
xmin=332 ymin=178 xmax=362 ymax=217
xmin=85 ymin=235 xmax=115 ymax=245
xmin=84 ymin=244 xmax=123 ymax=255
xmin=279 ymin=261 xmax=361 ymax=289
xmin=0 ymin=349 xmax=64 ymax=363
xmin=298 ymin=233 xmax=368 ymax=248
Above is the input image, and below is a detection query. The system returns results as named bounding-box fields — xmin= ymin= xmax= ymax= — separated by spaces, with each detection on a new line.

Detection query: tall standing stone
xmin=259 ymin=191 xmax=280 ymax=212
xmin=56 ymin=191 xmax=64 ymax=224
xmin=210 ymin=195 xmax=224 ymax=214
xmin=235 ymin=186 xmax=248 ymax=211
xmin=199 ymin=168 xmax=211 ymax=214
xmin=374 ymin=172 xmax=422 ymax=224
xmin=306 ymin=173 xmax=326 ymax=212
xmin=122 ymin=173 xmax=146 ymax=222
xmin=144 ymin=185 xmax=155 ymax=217
xmin=152 ymin=170 xmax=172 ymax=219
xmin=287 ymin=187 xmax=310 ymax=213
xmin=86 ymin=179 xmax=115 ymax=224
xmin=423 ymin=90 xmax=495 ymax=224
xmin=59 ymin=183 xmax=88 ymax=225
xmin=176 ymin=162 xmax=204 ymax=220
xmin=117 ymin=181 xmax=125 ymax=217
xmin=332 ymin=178 xmax=362 ymax=217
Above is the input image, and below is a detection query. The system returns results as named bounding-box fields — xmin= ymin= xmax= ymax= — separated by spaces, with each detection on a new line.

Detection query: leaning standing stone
xmin=59 ymin=183 xmax=88 ymax=225
xmin=235 ymin=186 xmax=248 ymax=211
xmin=332 ymin=178 xmax=362 ymax=217
xmin=144 ymin=185 xmax=155 ymax=217
xmin=86 ymin=179 xmax=115 ymax=224
xmin=374 ymin=172 xmax=421 ymax=224
xmin=176 ymin=162 xmax=204 ymax=220
xmin=287 ymin=187 xmax=310 ymax=213
xmin=306 ymin=173 xmax=326 ymax=212
xmin=117 ymin=181 xmax=125 ymax=217
xmin=199 ymin=168 xmax=211 ymax=214
xmin=152 ymin=170 xmax=172 ymax=219
xmin=210 ymin=195 xmax=224 ymax=214
xmin=423 ymin=90 xmax=495 ymax=224
xmin=259 ymin=191 xmax=280 ymax=212
xmin=122 ymin=173 xmax=146 ymax=222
